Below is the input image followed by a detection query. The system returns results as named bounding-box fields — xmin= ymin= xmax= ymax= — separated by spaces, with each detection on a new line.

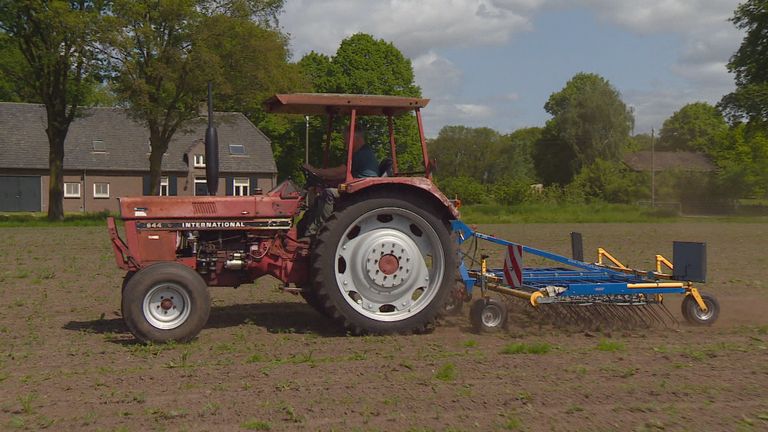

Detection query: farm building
xmin=623 ymin=151 xmax=715 ymax=173
xmin=0 ymin=102 xmax=277 ymax=213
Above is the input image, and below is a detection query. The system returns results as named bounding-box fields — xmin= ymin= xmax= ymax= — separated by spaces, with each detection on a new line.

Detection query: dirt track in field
xmin=1 ymin=223 xmax=767 ymax=431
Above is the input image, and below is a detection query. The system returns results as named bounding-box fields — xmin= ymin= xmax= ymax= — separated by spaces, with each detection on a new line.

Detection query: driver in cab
xmin=299 ymin=125 xmax=379 ymax=239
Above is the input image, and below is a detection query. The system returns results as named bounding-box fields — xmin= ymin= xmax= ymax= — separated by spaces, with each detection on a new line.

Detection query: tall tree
xmin=0 ymin=0 xmax=105 ymax=220
xmin=108 ymin=0 xmax=290 ymax=195
xmin=429 ymin=126 xmax=505 ymax=184
xmin=295 ymin=33 xmax=424 ymax=172
xmin=534 ymin=73 xmax=633 ymax=185
xmin=658 ymin=102 xmax=728 ymax=153
xmin=719 ymin=0 xmax=768 ymax=126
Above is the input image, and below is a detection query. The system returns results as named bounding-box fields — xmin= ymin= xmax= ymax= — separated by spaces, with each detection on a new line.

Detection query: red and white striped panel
xmin=503 ymin=244 xmax=524 ymax=287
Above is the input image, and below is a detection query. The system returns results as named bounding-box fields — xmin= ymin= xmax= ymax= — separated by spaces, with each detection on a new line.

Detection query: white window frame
xmin=229 ymin=144 xmax=245 ymax=155
xmin=159 ymin=176 xmax=169 ymax=196
xmin=64 ymin=182 xmax=81 ymax=198
xmin=92 ymin=139 xmax=105 ymax=152
xmin=93 ymin=182 xmax=110 ymax=199
xmin=193 ymin=154 xmax=206 ymax=168
xmin=233 ymin=178 xmax=250 ymax=196
xmin=194 ymin=177 xmax=207 ymax=196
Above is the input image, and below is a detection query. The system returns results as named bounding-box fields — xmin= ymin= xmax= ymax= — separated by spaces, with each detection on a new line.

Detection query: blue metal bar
xmin=561 ymin=283 xmax=686 ymax=296
xmin=452 ymin=220 xmax=619 ymax=274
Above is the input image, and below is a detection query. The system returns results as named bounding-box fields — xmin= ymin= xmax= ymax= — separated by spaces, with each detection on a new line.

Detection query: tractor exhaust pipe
xmin=205 ymin=82 xmax=219 ymax=195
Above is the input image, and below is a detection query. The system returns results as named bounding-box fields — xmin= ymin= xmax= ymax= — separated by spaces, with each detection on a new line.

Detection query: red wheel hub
xmin=378 ymin=254 xmax=399 ymax=275
xmin=160 ymin=298 xmax=174 ymax=310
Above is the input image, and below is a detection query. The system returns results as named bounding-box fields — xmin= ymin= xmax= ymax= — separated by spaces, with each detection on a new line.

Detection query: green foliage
xmin=430 ymin=125 xmax=539 ymax=185
xmin=430 ymin=126 xmax=507 ymax=183
xmin=596 ymin=339 xmax=625 ymax=352
xmin=720 ymin=0 xmax=768 ymax=125
xmin=501 ymin=342 xmax=552 ymax=355
xmin=712 ymin=125 xmax=768 ymax=198
xmin=437 ymin=176 xmax=490 ymax=205
xmin=490 ymin=181 xmax=534 ymax=206
xmin=0 ymin=0 xmax=108 ymax=220
xmin=289 ymin=33 xmax=424 ymax=173
xmin=196 ymin=12 xmax=306 ymax=123
xmin=659 ymin=102 xmax=729 ymax=152
xmin=535 ymin=73 xmax=634 ymax=185
xmin=458 ymin=202 xmax=677 ymax=224
xmin=108 ymin=0 xmax=293 ymax=194
xmin=435 ymin=363 xmax=456 ymax=381
xmin=570 ymin=159 xmax=648 ymax=204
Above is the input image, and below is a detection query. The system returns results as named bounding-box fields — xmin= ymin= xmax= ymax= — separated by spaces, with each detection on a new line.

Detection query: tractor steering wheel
xmin=302 ymin=164 xmax=324 ymax=189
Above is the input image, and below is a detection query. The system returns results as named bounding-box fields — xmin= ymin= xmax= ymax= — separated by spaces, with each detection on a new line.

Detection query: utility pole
xmin=651 ymin=128 xmax=656 ymax=208
xmin=305 ymin=116 xmax=310 ymax=164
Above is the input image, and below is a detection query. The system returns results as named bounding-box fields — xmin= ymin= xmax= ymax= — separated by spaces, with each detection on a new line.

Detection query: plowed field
xmin=1 ymin=223 xmax=766 ymax=431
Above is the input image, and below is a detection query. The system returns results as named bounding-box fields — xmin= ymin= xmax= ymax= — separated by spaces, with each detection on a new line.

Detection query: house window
xmin=193 ymin=154 xmax=205 ymax=168
xmin=92 ymin=140 xmax=105 ymax=152
xmin=233 ymin=178 xmax=250 ymax=196
xmin=229 ymin=144 xmax=245 ymax=155
xmin=64 ymin=182 xmax=81 ymax=198
xmin=93 ymin=183 xmax=109 ymax=198
xmin=159 ymin=177 xmax=169 ymax=196
xmin=194 ymin=177 xmax=208 ymax=196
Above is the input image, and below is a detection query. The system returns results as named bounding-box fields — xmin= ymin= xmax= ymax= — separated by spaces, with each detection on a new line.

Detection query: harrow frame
xmin=451 ymin=221 xmax=718 ymax=331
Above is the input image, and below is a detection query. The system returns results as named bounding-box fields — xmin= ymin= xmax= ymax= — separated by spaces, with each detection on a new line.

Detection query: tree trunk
xmin=147 ymin=131 xmax=167 ymax=196
xmin=46 ymin=124 xmax=67 ymax=221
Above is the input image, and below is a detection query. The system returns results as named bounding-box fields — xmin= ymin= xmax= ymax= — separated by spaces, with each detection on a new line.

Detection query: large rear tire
xmin=311 ymin=191 xmax=456 ymax=335
xmin=122 ymin=262 xmax=210 ymax=343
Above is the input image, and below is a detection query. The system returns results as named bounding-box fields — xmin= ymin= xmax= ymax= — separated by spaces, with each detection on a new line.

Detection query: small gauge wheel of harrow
xmin=470 ymin=298 xmax=508 ymax=333
xmin=681 ymin=292 xmax=720 ymax=326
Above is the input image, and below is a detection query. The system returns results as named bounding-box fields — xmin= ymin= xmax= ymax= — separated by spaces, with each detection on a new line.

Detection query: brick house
xmin=0 ymin=103 xmax=278 ymax=213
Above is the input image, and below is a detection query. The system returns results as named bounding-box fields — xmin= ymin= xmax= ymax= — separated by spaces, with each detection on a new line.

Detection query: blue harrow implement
xmin=451 ymin=221 xmax=720 ymax=332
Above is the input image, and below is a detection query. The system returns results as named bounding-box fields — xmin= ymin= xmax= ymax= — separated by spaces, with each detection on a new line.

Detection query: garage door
xmin=0 ymin=176 xmax=42 ymax=212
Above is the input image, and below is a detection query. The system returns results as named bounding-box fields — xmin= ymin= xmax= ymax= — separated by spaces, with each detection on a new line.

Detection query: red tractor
xmin=108 ymin=93 xmax=461 ymax=343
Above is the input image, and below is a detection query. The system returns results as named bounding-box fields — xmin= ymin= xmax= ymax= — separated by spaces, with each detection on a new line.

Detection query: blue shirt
xmin=351 ymin=145 xmax=379 ymax=178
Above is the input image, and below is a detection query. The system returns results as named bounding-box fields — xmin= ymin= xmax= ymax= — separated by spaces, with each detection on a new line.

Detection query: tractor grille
xmin=192 ymin=202 xmax=217 ymax=215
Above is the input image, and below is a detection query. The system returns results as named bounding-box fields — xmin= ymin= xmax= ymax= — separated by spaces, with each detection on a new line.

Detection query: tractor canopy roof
xmin=263 ymin=93 xmax=430 ymax=116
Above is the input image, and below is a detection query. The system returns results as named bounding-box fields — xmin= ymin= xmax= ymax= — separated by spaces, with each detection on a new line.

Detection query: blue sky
xmin=280 ymin=0 xmax=742 ymax=137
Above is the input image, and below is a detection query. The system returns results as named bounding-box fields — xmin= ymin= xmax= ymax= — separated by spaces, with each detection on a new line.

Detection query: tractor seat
xmin=378 ymin=158 xmax=394 ymax=177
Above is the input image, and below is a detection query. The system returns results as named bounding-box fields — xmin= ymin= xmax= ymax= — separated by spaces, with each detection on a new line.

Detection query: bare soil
xmin=0 ymin=223 xmax=767 ymax=431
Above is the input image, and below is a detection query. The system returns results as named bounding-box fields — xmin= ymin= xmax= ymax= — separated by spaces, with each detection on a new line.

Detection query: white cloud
xmin=421 ymin=101 xmax=496 ymax=136
xmin=411 ymin=51 xmax=463 ymax=96
xmin=281 ymin=0 xmax=535 ymax=58
xmin=281 ymin=0 xmax=742 ymax=134
xmin=455 ymin=104 xmax=494 ymax=117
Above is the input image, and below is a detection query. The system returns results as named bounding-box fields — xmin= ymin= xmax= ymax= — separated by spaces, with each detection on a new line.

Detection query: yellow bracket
xmin=656 ymin=254 xmax=674 ymax=274
xmin=688 ymin=287 xmax=708 ymax=311
xmin=530 ymin=291 xmax=543 ymax=307
xmin=597 ymin=248 xmax=628 ymax=269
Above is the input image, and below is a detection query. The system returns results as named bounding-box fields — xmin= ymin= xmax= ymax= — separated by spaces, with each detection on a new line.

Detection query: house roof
xmin=0 ymin=102 xmax=276 ymax=174
xmin=623 ymin=151 xmax=715 ymax=172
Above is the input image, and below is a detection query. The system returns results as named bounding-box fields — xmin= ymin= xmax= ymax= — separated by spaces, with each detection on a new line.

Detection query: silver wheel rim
xmin=481 ymin=304 xmax=503 ymax=328
xmin=693 ymin=300 xmax=715 ymax=321
xmin=334 ymin=207 xmax=445 ymax=322
xmin=143 ymin=283 xmax=192 ymax=330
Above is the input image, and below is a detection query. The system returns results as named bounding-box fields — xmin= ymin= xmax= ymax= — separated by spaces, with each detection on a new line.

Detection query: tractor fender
xmin=339 ymin=177 xmax=460 ymax=220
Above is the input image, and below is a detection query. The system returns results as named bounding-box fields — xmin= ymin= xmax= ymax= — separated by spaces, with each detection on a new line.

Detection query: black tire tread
xmin=681 ymin=292 xmax=719 ymax=326
xmin=310 ymin=189 xmax=456 ymax=335
xmin=122 ymin=262 xmax=210 ymax=343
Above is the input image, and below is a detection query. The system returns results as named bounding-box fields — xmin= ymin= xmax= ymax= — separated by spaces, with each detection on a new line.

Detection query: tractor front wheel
xmin=311 ymin=191 xmax=456 ymax=335
xmin=122 ymin=262 xmax=210 ymax=343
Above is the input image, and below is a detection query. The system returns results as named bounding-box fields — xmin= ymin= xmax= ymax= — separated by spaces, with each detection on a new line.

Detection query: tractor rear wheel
xmin=122 ymin=262 xmax=210 ymax=343
xmin=300 ymin=287 xmax=330 ymax=318
xmin=311 ymin=191 xmax=456 ymax=335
